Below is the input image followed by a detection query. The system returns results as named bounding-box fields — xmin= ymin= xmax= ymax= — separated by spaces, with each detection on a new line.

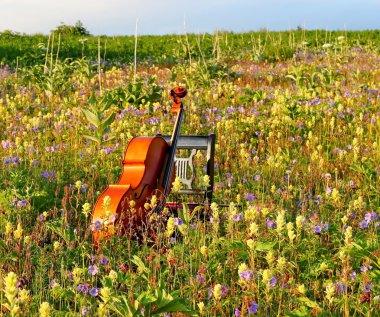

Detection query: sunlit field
xmin=0 ymin=31 xmax=380 ymax=316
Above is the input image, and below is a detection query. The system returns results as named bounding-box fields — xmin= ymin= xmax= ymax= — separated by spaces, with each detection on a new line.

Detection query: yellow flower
xmin=39 ymin=301 xmax=51 ymax=317
xmin=246 ymin=238 xmax=255 ymax=251
xmin=213 ymin=284 xmax=222 ymax=301
xmin=4 ymin=271 xmax=18 ymax=307
xmin=53 ymin=241 xmax=60 ymax=251
xmin=172 ymin=177 xmax=182 ymax=193
xmin=75 ymin=180 xmax=82 ymax=190
xmin=82 ymin=203 xmax=91 ymax=217
xmin=102 ymin=196 xmax=111 ymax=209
xmin=14 ymin=223 xmax=23 ymax=239
xmin=297 ymin=284 xmax=306 ymax=295
xmin=100 ymin=287 xmax=111 ymax=302
xmin=166 ymin=217 xmax=175 ymax=238
xmin=108 ymin=270 xmax=117 ymax=283
xmin=200 ymin=245 xmax=208 ymax=257
xmin=197 ymin=302 xmax=205 ymax=314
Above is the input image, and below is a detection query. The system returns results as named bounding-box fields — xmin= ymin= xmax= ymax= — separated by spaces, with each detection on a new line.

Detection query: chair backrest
xmin=158 ymin=134 xmax=216 ymax=203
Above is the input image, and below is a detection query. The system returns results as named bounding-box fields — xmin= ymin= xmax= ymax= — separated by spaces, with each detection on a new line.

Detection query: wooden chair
xmin=158 ymin=133 xmax=216 ymax=209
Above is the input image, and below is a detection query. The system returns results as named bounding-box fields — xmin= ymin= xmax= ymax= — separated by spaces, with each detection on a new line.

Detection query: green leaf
xmin=83 ymin=134 xmax=101 ymax=144
xmin=297 ymin=297 xmax=320 ymax=309
xmin=99 ymin=112 xmax=116 ymax=132
xmin=82 ymin=108 xmax=100 ymax=127
xmin=255 ymin=241 xmax=277 ymax=252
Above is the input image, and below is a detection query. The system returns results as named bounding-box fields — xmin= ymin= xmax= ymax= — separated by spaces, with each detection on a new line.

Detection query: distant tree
xmin=53 ymin=20 xmax=91 ymax=36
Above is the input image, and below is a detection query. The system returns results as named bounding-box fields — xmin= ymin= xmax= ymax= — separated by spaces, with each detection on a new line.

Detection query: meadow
xmin=0 ymin=30 xmax=380 ymax=316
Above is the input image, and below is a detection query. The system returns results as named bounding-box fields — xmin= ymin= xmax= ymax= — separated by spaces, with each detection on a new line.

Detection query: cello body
xmin=91 ymin=86 xmax=187 ymax=245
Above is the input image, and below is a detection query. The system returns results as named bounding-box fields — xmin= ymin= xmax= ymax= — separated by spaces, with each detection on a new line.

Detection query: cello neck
xmin=161 ymin=87 xmax=187 ymax=197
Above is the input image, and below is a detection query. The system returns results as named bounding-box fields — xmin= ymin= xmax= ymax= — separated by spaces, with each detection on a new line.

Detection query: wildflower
xmin=102 ymin=196 xmax=111 ymax=209
xmin=108 ymin=270 xmax=117 ymax=283
xmin=196 ymin=272 xmax=205 ymax=284
xmin=235 ymin=308 xmax=241 ymax=316
xmin=19 ymin=289 xmax=29 ymax=303
xmin=172 ymin=177 xmax=182 ymax=193
xmin=233 ymin=213 xmax=244 ymax=222
xmin=248 ymin=301 xmax=258 ymax=314
xmin=344 ymin=226 xmax=352 ymax=245
xmin=100 ymin=287 xmax=111 ymax=302
xmin=276 ymin=210 xmax=286 ymax=235
xmin=297 ymin=284 xmax=306 ymax=295
xmin=266 ymin=219 xmax=276 ymax=229
xmin=90 ymin=287 xmax=99 ymax=297
xmin=365 ymin=212 xmax=377 ymax=222
xmin=53 ymin=241 xmax=60 ymax=251
xmin=200 ymin=245 xmax=208 ymax=257
xmin=213 ymin=284 xmax=222 ymax=301
xmin=197 ymin=302 xmax=205 ymax=314
xmin=319 ymin=262 xmax=329 ymax=271
xmin=82 ymin=203 xmax=91 ymax=217
xmin=173 ymin=218 xmax=183 ymax=226
xmin=336 ymin=282 xmax=347 ymax=293
xmin=14 ymin=223 xmax=23 ymax=239
xmin=91 ymin=220 xmax=102 ymax=232
xmin=39 ymin=302 xmax=51 ymax=317
xmin=246 ymin=238 xmax=255 ymax=251
xmin=288 ymin=229 xmax=296 ymax=243
xmin=17 ymin=200 xmax=27 ymax=208
xmin=325 ymin=283 xmax=335 ymax=303
xmin=249 ymin=222 xmax=259 ymax=236
xmin=75 ymin=180 xmax=82 ymax=190
xmin=313 ymin=225 xmax=322 ymax=234
xmin=88 ymin=265 xmax=99 ymax=276
xmin=100 ymin=256 xmax=108 ymax=265
xmin=166 ymin=217 xmax=175 ymax=238
xmin=359 ymin=220 xmax=369 ymax=229
xmin=4 ymin=272 xmax=18 ymax=307
xmin=81 ymin=307 xmax=91 ymax=316
xmin=245 ymin=193 xmax=255 ymax=202
xmin=77 ymin=284 xmax=89 ymax=294
xmin=269 ymin=277 xmax=277 ymax=287
xmin=277 ymin=256 xmax=286 ymax=272
xmin=202 ymin=175 xmax=210 ymax=187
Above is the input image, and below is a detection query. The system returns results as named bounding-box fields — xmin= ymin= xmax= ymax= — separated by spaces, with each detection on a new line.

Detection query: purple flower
xmin=266 ymin=219 xmax=277 ymax=229
xmin=313 ymin=225 xmax=322 ymax=234
xmin=81 ymin=307 xmax=91 ymax=316
xmin=89 ymin=287 xmax=99 ymax=297
xmin=239 ymin=270 xmax=254 ymax=281
xmin=359 ymin=220 xmax=369 ymax=229
xmin=235 ymin=308 xmax=241 ymax=317
xmin=365 ymin=212 xmax=377 ymax=223
xmin=17 ymin=200 xmax=27 ymax=208
xmin=336 ymin=282 xmax=347 ymax=293
xmin=88 ymin=265 xmax=99 ymax=276
xmin=245 ymin=193 xmax=256 ymax=202
xmin=269 ymin=277 xmax=277 ymax=288
xmin=77 ymin=284 xmax=89 ymax=293
xmin=173 ymin=218 xmax=183 ymax=226
xmin=364 ymin=284 xmax=371 ymax=292
xmin=351 ymin=271 xmax=357 ymax=280
xmin=100 ymin=256 xmax=108 ymax=265
xmin=248 ymin=301 xmax=259 ymax=314
xmin=91 ymin=220 xmax=102 ymax=232
xmin=323 ymin=223 xmax=329 ymax=231
xmin=196 ymin=273 xmax=205 ymax=284
xmin=233 ymin=213 xmax=244 ymax=222
xmin=221 ymin=285 xmax=229 ymax=297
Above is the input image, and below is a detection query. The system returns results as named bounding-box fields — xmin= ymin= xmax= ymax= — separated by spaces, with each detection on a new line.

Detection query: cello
xmin=91 ymin=86 xmax=187 ymax=245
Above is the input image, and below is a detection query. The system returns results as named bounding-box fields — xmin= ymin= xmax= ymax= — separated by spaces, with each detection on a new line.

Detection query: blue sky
xmin=1 ymin=0 xmax=379 ymax=35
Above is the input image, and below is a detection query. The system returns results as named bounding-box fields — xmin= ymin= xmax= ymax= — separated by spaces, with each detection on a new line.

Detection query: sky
xmin=0 ymin=0 xmax=379 ymax=35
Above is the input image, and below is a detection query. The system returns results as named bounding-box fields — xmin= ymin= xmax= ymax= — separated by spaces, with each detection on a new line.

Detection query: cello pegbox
xmin=170 ymin=86 xmax=187 ymax=114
